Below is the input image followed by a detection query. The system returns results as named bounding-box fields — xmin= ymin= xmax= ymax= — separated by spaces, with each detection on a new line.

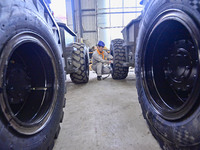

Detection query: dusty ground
xmin=54 ymin=69 xmax=160 ymax=150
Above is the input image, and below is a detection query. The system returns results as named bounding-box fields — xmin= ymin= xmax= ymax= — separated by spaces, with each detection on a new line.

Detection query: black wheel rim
xmin=142 ymin=10 xmax=200 ymax=120
xmin=0 ymin=32 xmax=57 ymax=135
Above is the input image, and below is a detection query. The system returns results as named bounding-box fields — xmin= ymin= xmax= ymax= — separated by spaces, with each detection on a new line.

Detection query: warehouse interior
xmin=51 ymin=0 xmax=142 ymax=48
xmin=1 ymin=1 xmax=198 ymax=149
xmin=48 ymin=0 xmax=160 ymax=150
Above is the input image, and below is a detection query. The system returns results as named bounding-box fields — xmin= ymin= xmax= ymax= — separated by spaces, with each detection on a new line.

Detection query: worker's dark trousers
xmin=92 ymin=63 xmax=110 ymax=76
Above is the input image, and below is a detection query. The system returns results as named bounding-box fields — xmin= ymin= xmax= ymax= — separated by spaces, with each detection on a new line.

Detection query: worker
xmin=92 ymin=41 xmax=113 ymax=81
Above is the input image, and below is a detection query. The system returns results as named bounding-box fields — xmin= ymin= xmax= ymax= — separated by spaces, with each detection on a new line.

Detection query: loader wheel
xmin=0 ymin=1 xmax=65 ymax=150
xmin=70 ymin=43 xmax=89 ymax=83
xmin=110 ymin=39 xmax=128 ymax=79
xmin=136 ymin=0 xmax=200 ymax=149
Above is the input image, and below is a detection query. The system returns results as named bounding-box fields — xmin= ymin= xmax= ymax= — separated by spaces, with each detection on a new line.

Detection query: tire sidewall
xmin=0 ymin=4 xmax=65 ymax=150
xmin=136 ymin=0 xmax=200 ymax=147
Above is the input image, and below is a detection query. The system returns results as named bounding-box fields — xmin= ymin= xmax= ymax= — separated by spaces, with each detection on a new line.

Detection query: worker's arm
xmin=104 ymin=51 xmax=113 ymax=60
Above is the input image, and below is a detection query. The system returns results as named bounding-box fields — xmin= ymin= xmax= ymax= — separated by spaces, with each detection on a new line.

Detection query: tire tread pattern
xmin=111 ymin=39 xmax=128 ymax=80
xmin=70 ymin=42 xmax=89 ymax=84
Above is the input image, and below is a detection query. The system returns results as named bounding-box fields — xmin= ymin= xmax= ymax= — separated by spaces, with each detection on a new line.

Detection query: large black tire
xmin=0 ymin=0 xmax=65 ymax=149
xmin=110 ymin=39 xmax=129 ymax=79
xmin=70 ymin=43 xmax=89 ymax=84
xmin=136 ymin=0 xmax=200 ymax=149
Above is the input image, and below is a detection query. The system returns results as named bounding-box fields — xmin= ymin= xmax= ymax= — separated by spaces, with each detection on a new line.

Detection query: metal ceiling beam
xmin=78 ymin=0 xmax=83 ymax=38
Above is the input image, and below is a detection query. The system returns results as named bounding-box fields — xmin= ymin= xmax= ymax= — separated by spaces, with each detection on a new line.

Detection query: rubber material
xmin=0 ymin=0 xmax=65 ymax=149
xmin=110 ymin=39 xmax=129 ymax=80
xmin=135 ymin=0 xmax=200 ymax=149
xmin=70 ymin=43 xmax=89 ymax=84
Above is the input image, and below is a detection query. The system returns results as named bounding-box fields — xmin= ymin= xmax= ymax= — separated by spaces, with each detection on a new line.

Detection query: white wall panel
xmin=81 ymin=0 xmax=95 ymax=9
xmin=82 ymin=14 xmax=96 ymax=31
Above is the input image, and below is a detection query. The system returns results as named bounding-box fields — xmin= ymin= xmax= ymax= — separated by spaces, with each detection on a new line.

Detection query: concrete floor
xmin=54 ymin=69 xmax=161 ymax=150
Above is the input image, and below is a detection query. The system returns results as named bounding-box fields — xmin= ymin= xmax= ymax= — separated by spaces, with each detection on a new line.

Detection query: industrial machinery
xmin=0 ymin=0 xmax=89 ymax=149
xmin=111 ymin=0 xmax=200 ymax=149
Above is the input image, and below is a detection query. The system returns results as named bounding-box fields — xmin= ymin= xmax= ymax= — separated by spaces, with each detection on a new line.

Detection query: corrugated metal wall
xmin=66 ymin=0 xmax=142 ymax=48
xmin=81 ymin=0 xmax=97 ymax=47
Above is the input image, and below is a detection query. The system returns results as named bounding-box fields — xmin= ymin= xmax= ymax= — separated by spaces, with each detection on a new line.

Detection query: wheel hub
xmin=143 ymin=10 xmax=200 ymax=120
xmin=164 ymin=40 xmax=196 ymax=92
xmin=6 ymin=62 xmax=31 ymax=104
xmin=0 ymin=32 xmax=57 ymax=135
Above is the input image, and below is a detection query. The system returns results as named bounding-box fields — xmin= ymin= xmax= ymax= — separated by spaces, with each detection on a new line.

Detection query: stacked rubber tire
xmin=136 ymin=0 xmax=200 ymax=149
xmin=110 ymin=39 xmax=129 ymax=79
xmin=70 ymin=42 xmax=89 ymax=84
xmin=0 ymin=0 xmax=65 ymax=149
